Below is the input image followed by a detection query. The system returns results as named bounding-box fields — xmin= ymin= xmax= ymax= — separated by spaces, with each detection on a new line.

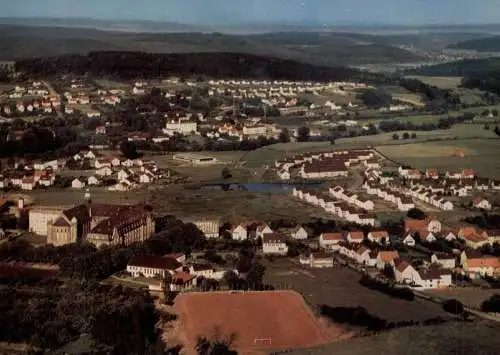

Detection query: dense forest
xmin=448 ymin=36 xmax=500 ymax=52
xmin=407 ymin=58 xmax=500 ymax=96
xmin=15 ymin=51 xmax=387 ymax=83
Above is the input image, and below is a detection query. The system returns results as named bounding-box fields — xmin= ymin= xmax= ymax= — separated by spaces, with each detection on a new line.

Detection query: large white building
xmin=190 ymin=219 xmax=220 ymax=239
xmin=29 ymin=207 xmax=64 ymax=236
xmin=164 ymin=119 xmax=198 ymax=135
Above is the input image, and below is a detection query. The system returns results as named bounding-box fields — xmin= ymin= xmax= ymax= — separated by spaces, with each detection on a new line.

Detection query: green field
xmin=406 ymin=76 xmax=463 ymax=89
xmin=377 ymin=139 xmax=500 ymax=178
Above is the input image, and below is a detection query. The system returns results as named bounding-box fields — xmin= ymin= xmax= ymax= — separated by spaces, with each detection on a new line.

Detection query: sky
xmin=1 ymin=0 xmax=500 ymax=26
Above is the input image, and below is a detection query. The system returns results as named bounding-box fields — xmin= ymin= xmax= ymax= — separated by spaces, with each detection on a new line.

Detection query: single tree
xmin=494 ymin=126 xmax=500 ymax=136
xmin=402 ymin=132 xmax=410 ymax=140
xmin=492 ymin=109 xmax=499 ymax=117
xmin=278 ymin=128 xmax=290 ymax=143
xmin=297 ymin=126 xmax=310 ymax=142
xmin=246 ymin=262 xmax=266 ymax=289
xmin=392 ymin=133 xmax=400 ymax=140
xmin=221 ymin=167 xmax=232 ymax=180
xmin=120 ymin=141 xmax=140 ymax=159
xmin=443 ymin=299 xmax=464 ymax=314
xmin=407 ymin=207 xmax=426 ymax=220
xmin=410 ymin=133 xmax=417 ymax=139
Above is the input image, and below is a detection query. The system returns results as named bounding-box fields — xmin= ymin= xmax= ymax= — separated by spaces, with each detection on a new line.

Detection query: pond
xmin=200 ymin=182 xmax=324 ymax=193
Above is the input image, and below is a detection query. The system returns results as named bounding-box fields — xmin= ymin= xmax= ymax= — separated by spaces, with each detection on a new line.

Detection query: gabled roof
xmin=369 ymin=230 xmax=389 ymax=239
xmin=128 ymin=255 xmax=182 ymax=270
xmin=321 ymin=232 xmax=344 ymax=241
xmin=377 ymin=250 xmax=400 ymax=262
xmin=348 ymin=231 xmax=364 ymax=240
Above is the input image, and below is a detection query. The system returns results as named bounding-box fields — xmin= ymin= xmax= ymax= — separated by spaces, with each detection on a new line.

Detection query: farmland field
xmin=377 ymin=139 xmax=500 ymax=178
xmin=406 ymin=76 xmax=463 ymax=89
xmin=285 ymin=321 xmax=500 ymax=355
xmin=263 ymin=259 xmax=452 ymax=324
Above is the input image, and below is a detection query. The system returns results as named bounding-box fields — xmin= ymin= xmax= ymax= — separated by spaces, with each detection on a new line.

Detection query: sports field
xmin=174 ymin=291 xmax=352 ymax=354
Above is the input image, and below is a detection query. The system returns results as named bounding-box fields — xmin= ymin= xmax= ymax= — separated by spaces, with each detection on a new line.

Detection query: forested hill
xmin=407 ymin=58 xmax=500 ymax=96
xmin=448 ymin=36 xmax=500 ymax=52
xmin=406 ymin=58 xmax=500 ymax=77
xmin=15 ymin=51 xmax=385 ymax=83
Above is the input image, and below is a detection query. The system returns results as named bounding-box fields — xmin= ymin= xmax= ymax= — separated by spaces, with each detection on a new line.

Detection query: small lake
xmin=200 ymin=182 xmax=324 ymax=193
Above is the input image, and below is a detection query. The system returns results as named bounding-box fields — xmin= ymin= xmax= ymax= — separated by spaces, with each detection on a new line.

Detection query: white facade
xmin=231 ymin=225 xmax=248 ymax=241
xmin=262 ymin=240 xmax=288 ymax=255
xmin=29 ymin=208 xmax=63 ymax=236
xmin=164 ymin=120 xmax=198 ymax=135
xmin=291 ymin=226 xmax=308 ymax=240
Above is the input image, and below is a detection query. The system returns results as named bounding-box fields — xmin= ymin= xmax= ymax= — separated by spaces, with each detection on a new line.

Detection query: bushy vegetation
xmin=0 ymin=282 xmax=158 ymax=354
xmin=359 ymin=275 xmax=415 ymax=301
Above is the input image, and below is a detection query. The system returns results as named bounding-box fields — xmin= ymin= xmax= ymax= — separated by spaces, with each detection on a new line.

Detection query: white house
xmin=71 ymin=178 xmax=86 ymax=189
xmin=291 ymin=225 xmax=308 ymax=240
xmin=346 ymin=231 xmax=364 ymax=244
xmin=395 ymin=260 xmax=422 ymax=285
xmin=96 ymin=166 xmax=113 ymax=177
xmin=431 ymin=253 xmax=456 ymax=269
xmin=231 ymin=224 xmax=248 ymax=241
xmin=473 ymin=197 xmax=492 ymax=210
xmin=127 ymin=255 xmax=182 ymax=278
xmin=256 ymin=224 xmax=273 ymax=239
xmin=87 ymin=176 xmax=101 ymax=186
xmin=262 ymin=233 xmax=288 ymax=255
xmin=319 ymin=232 xmax=344 ymax=250
xmin=402 ymin=234 xmax=416 ymax=247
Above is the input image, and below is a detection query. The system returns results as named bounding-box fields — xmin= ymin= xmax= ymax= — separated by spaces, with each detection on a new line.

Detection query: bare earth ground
xmin=263 ymin=259 xmax=453 ymax=324
xmin=286 ymin=321 xmax=500 ymax=355
xmin=174 ymin=291 xmax=354 ymax=355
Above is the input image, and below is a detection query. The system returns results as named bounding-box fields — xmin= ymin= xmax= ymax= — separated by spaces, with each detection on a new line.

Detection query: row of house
xmin=385 ymin=181 xmax=455 ymax=211
xmin=292 ymin=187 xmax=376 ymax=226
xmin=275 ymin=149 xmax=375 ymax=181
xmin=398 ymin=167 xmax=475 ymax=180
xmin=363 ymin=182 xmax=415 ymax=211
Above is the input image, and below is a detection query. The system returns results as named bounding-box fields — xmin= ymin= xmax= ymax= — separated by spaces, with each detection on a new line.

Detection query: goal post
xmin=254 ymin=338 xmax=272 ymax=346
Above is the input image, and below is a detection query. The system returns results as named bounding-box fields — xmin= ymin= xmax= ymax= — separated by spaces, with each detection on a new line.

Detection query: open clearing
xmin=263 ymin=259 xmax=452 ymax=324
xmin=376 ymin=139 xmax=500 ymax=178
xmin=174 ymin=291 xmax=352 ymax=354
xmin=406 ymin=76 xmax=463 ymax=89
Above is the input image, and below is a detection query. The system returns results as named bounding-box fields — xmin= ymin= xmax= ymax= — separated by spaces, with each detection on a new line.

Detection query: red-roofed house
xmin=473 ymin=197 xmax=492 ymax=210
xmin=346 ymin=231 xmax=364 ymax=243
xmin=367 ymin=230 xmax=389 ymax=244
xmin=319 ymin=232 xmax=344 ymax=250
xmin=376 ymin=250 xmax=400 ymax=269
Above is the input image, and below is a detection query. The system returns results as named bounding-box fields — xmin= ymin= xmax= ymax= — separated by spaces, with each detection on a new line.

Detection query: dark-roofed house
xmin=127 ymin=255 xmax=183 ymax=278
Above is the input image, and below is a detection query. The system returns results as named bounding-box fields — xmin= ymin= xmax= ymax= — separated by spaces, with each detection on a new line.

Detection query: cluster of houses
xmin=126 ymin=253 xmax=228 ymax=292
xmin=385 ymin=180 xmax=455 ymax=211
xmin=292 ymin=187 xmax=376 ymax=226
xmin=0 ymin=159 xmax=62 ymax=191
xmin=1 ymin=84 xmax=61 ymax=117
xmin=275 ymin=148 xmax=376 ymax=181
xmin=71 ymin=150 xmax=165 ymax=192
xmin=304 ymin=230 xmax=453 ymax=289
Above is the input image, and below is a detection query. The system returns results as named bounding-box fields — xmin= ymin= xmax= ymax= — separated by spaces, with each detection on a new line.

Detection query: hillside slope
xmin=448 ymin=36 xmax=500 ymax=52
xmin=0 ymin=24 xmax=422 ymax=66
xmin=288 ymin=321 xmax=500 ymax=355
xmin=15 ymin=51 xmax=386 ymax=83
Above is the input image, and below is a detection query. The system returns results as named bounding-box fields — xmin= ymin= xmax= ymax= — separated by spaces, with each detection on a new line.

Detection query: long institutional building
xmin=29 ymin=203 xmax=155 ymax=247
